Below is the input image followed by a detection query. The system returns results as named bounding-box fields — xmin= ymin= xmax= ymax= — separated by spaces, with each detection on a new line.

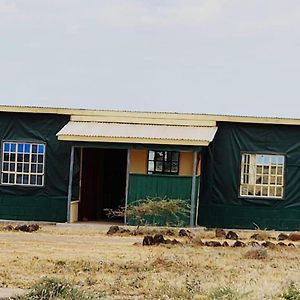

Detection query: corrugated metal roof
xmin=56 ymin=121 xmax=218 ymax=145
xmin=0 ymin=104 xmax=300 ymax=126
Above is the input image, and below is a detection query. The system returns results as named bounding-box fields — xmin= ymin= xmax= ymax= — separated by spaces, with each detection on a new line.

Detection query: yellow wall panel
xmin=130 ymin=149 xmax=200 ymax=176
xmin=179 ymin=152 xmax=194 ymax=176
xmin=130 ymin=150 xmax=147 ymax=174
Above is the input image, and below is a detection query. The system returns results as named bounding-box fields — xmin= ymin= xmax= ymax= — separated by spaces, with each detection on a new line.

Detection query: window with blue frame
xmin=1 ymin=142 xmax=46 ymax=186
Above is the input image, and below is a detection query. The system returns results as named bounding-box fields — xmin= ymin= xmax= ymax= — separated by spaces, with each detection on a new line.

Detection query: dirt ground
xmin=0 ymin=224 xmax=300 ymax=299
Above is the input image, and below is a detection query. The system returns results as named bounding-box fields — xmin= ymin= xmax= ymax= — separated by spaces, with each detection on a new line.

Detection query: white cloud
xmin=96 ymin=0 xmax=227 ymax=27
xmin=92 ymin=0 xmax=300 ymax=40
xmin=170 ymin=0 xmax=226 ymax=25
xmin=65 ymin=24 xmax=85 ymax=35
xmin=0 ymin=1 xmax=17 ymax=13
xmin=239 ymin=9 xmax=300 ymax=35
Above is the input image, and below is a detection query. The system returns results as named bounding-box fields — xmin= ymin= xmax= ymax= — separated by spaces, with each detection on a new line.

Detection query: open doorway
xmin=78 ymin=148 xmax=127 ymax=222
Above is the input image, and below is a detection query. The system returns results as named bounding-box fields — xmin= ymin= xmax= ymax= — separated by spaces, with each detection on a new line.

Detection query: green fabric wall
xmin=0 ymin=195 xmax=67 ymax=222
xmin=127 ymin=173 xmax=195 ymax=226
xmin=199 ymin=122 xmax=300 ymax=230
xmin=0 ymin=112 xmax=72 ymax=222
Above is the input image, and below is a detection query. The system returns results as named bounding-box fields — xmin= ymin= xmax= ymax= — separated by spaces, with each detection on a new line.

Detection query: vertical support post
xmin=78 ymin=147 xmax=83 ymax=203
xmin=124 ymin=149 xmax=130 ymax=225
xmin=190 ymin=151 xmax=198 ymax=227
xmin=67 ymin=146 xmax=75 ymax=223
xmin=195 ymin=153 xmax=201 ymax=226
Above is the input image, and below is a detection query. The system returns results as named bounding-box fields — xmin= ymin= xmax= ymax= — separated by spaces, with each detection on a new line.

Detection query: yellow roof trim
xmin=70 ymin=114 xmax=217 ymax=126
xmin=1 ymin=104 xmax=300 ymax=126
xmin=57 ymin=135 xmax=209 ymax=146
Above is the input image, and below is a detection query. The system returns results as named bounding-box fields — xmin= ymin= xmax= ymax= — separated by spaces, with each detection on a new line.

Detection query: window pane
xmin=276 ymin=187 xmax=283 ymax=197
xmin=37 ymin=164 xmax=43 ymax=173
xmin=156 ymin=152 xmax=164 ymax=161
xmin=155 ymin=161 xmax=163 ymax=172
xmin=271 ymin=155 xmax=279 ymax=164
xmin=9 ymin=174 xmax=15 ymax=184
xmin=30 ymin=175 xmax=37 ymax=185
xmin=263 ymin=166 xmax=269 ymax=174
xmin=256 ymin=175 xmax=261 ymax=184
xmin=2 ymin=173 xmax=8 ymax=183
xmin=24 ymin=144 xmax=30 ymax=153
xmin=31 ymin=164 xmax=37 ymax=173
xmin=10 ymin=143 xmax=16 ymax=152
xmin=269 ymin=187 xmax=276 ymax=197
xmin=164 ymin=162 xmax=171 ymax=173
xmin=38 ymin=145 xmax=45 ymax=154
xmin=23 ymin=175 xmax=29 ymax=184
xmin=172 ymin=152 xmax=179 ymax=160
xmin=277 ymin=156 xmax=284 ymax=164
xmin=263 ymin=155 xmax=270 ymax=165
xmin=148 ymin=151 xmax=155 ymax=160
xmin=165 ymin=152 xmax=172 ymax=161
xmin=256 ymin=165 xmax=262 ymax=174
xmin=4 ymin=143 xmax=9 ymax=152
xmin=148 ymin=161 xmax=154 ymax=172
xmin=171 ymin=162 xmax=179 ymax=173
xmin=17 ymin=163 xmax=22 ymax=172
xmin=3 ymin=163 xmax=8 ymax=171
xmin=240 ymin=186 xmax=247 ymax=196
xmin=17 ymin=143 xmax=24 ymax=153
xmin=37 ymin=176 xmax=43 ymax=186
xmin=16 ymin=174 xmax=22 ymax=184
xmin=24 ymin=163 xmax=29 ymax=173
xmin=32 ymin=145 xmax=38 ymax=153
xmin=270 ymin=176 xmax=276 ymax=185
xmin=31 ymin=154 xmax=37 ymax=163
xmin=262 ymin=176 xmax=268 ymax=184
xmin=262 ymin=186 xmax=268 ymax=196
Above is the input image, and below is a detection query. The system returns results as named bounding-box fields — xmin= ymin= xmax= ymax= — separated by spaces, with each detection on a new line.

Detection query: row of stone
xmin=142 ymin=233 xmax=296 ymax=248
xmin=2 ymin=224 xmax=40 ymax=232
xmin=216 ymin=228 xmax=300 ymax=241
xmin=143 ymin=234 xmax=182 ymax=246
xmin=202 ymin=240 xmax=295 ymax=248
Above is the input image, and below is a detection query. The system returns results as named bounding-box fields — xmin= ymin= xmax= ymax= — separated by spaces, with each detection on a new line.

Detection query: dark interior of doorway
xmin=79 ymin=148 xmax=127 ymax=222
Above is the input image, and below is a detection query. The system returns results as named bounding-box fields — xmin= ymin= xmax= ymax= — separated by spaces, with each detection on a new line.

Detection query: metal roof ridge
xmin=68 ymin=120 xmax=216 ymax=128
xmin=0 ymin=104 xmax=300 ymax=122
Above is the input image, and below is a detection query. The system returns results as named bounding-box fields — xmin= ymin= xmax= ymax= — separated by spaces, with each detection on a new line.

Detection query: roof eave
xmin=57 ymin=135 xmax=210 ymax=146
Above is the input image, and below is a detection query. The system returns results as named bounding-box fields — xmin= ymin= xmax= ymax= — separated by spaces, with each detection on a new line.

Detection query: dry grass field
xmin=1 ymin=224 xmax=300 ymax=299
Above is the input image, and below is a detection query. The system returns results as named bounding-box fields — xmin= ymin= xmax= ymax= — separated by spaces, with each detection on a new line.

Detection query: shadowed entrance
xmin=79 ymin=148 xmax=127 ymax=221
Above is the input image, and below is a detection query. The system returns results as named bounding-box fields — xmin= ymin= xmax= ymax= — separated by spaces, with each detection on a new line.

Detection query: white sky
xmin=0 ymin=0 xmax=300 ymax=117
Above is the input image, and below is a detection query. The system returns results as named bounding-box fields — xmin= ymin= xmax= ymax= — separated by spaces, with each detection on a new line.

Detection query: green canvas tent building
xmin=0 ymin=105 xmax=300 ymax=230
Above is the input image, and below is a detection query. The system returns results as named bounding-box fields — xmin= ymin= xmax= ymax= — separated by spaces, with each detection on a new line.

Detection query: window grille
xmin=240 ymin=153 xmax=284 ymax=198
xmin=2 ymin=142 xmax=45 ymax=186
xmin=147 ymin=150 xmax=179 ymax=175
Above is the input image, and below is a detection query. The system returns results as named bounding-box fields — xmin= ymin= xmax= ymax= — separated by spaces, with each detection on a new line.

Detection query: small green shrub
xmin=18 ymin=277 xmax=95 ymax=300
xmin=105 ymin=197 xmax=190 ymax=227
xmin=208 ymin=286 xmax=240 ymax=300
xmin=282 ymin=283 xmax=300 ymax=300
